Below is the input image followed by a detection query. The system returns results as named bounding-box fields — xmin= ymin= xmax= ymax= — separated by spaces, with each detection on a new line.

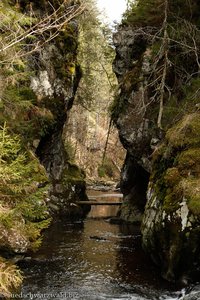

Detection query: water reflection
xmin=87 ymin=189 xmax=122 ymax=218
xmin=19 ymin=191 xmax=184 ymax=300
xmin=115 ymin=224 xmax=175 ymax=290
xmin=19 ymin=220 xmax=179 ymax=299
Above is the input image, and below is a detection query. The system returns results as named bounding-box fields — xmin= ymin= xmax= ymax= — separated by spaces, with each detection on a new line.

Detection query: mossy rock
xmin=182 ymin=178 xmax=200 ymax=216
xmin=155 ymin=113 xmax=200 ymax=215
xmin=62 ymin=162 xmax=85 ymax=184
xmin=164 ymin=167 xmax=181 ymax=187
xmin=142 ymin=111 xmax=200 ymax=280
xmin=177 ymin=148 xmax=200 ymax=176
xmin=166 ymin=112 xmax=200 ymax=148
xmin=162 ymin=186 xmax=183 ymax=213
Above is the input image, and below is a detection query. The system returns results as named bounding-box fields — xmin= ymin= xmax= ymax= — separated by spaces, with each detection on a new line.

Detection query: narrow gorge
xmin=0 ymin=0 xmax=200 ymax=299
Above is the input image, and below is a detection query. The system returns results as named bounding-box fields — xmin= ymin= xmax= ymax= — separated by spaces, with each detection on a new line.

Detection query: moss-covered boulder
xmin=48 ymin=160 xmax=90 ymax=219
xmin=142 ymin=112 xmax=200 ymax=282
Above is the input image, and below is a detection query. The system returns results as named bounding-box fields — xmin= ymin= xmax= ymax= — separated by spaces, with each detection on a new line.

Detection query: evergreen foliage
xmin=0 ymin=123 xmax=50 ymax=296
xmin=76 ymin=0 xmax=117 ymax=110
xmin=0 ymin=0 xmax=85 ymax=296
xmin=122 ymin=0 xmax=164 ymax=27
xmin=123 ymin=0 xmax=200 ymax=26
xmin=0 ymin=123 xmax=50 ymax=245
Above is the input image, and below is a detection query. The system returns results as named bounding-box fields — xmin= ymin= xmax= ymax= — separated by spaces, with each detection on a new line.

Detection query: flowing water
xmin=18 ymin=190 xmax=199 ymax=300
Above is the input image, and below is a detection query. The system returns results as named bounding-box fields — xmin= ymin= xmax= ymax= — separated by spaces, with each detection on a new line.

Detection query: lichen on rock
xmin=30 ymin=71 xmax=54 ymax=98
xmin=1 ymin=0 xmax=88 ymax=218
xmin=142 ymin=112 xmax=200 ymax=282
xmin=112 ymin=0 xmax=200 ymax=282
xmin=0 ymin=0 xmax=87 ymax=295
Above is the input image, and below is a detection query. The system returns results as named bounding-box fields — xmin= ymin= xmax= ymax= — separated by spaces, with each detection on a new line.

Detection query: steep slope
xmin=142 ymin=112 xmax=200 ymax=281
xmin=65 ymin=104 xmax=125 ymax=181
xmin=113 ymin=0 xmax=200 ymax=281
xmin=0 ymin=0 xmax=88 ymax=295
xmin=1 ymin=0 xmax=88 ymax=217
xmin=64 ymin=5 xmax=125 ymax=183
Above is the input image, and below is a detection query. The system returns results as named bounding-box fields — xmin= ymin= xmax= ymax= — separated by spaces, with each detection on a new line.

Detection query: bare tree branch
xmin=0 ymin=2 xmax=86 ymax=63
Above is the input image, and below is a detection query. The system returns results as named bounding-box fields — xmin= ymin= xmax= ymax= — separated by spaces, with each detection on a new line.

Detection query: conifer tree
xmin=0 ymin=123 xmax=50 ymax=251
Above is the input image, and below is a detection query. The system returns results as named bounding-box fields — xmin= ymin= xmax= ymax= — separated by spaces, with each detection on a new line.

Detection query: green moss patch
xmin=181 ymin=178 xmax=200 ymax=215
xmin=162 ymin=179 xmax=183 ymax=214
xmin=166 ymin=112 xmax=200 ymax=148
xmin=177 ymin=148 xmax=200 ymax=176
xmin=151 ymin=112 xmax=200 ymax=216
xmin=164 ymin=167 xmax=181 ymax=187
xmin=62 ymin=162 xmax=85 ymax=184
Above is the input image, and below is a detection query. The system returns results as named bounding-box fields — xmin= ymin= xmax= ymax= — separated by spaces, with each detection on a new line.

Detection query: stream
xmin=18 ymin=190 xmax=199 ymax=300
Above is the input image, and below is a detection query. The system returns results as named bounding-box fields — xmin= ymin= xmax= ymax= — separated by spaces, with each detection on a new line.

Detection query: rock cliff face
xmin=0 ymin=0 xmax=88 ymax=295
xmin=142 ymin=112 xmax=200 ymax=281
xmin=112 ymin=27 xmax=157 ymax=222
xmin=31 ymin=36 xmax=88 ymax=218
xmin=27 ymin=4 xmax=89 ymax=219
xmin=119 ymin=153 xmax=149 ymax=223
xmin=113 ymin=1 xmax=200 ymax=281
xmin=3 ymin=0 xmax=88 ymax=219
xmin=0 ymin=0 xmax=88 ymax=258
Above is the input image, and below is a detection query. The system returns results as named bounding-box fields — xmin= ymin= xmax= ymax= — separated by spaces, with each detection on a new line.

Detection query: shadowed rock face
xmin=113 ymin=26 xmax=165 ymax=170
xmin=23 ymin=1 xmax=89 ymax=219
xmin=112 ymin=27 xmax=159 ymax=222
xmin=142 ymin=112 xmax=200 ymax=282
xmin=113 ymin=7 xmax=200 ymax=281
xmin=32 ymin=37 xmax=88 ymax=219
xmin=118 ymin=153 xmax=149 ymax=223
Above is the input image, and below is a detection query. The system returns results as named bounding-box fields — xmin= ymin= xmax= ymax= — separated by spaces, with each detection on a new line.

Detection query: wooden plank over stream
xmin=76 ymin=201 xmax=123 ymax=205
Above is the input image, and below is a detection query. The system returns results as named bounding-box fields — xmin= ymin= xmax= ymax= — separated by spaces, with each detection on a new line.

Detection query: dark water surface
xmin=19 ymin=191 xmax=198 ymax=300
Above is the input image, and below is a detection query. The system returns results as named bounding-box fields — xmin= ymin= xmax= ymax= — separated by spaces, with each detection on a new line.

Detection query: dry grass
xmin=0 ymin=257 xmax=22 ymax=298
